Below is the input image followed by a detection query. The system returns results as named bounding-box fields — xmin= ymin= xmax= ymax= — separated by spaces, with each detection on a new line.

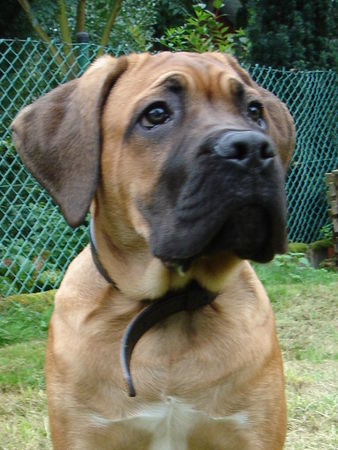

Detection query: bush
xmin=241 ymin=0 xmax=338 ymax=70
xmin=159 ymin=1 xmax=249 ymax=60
xmin=0 ymin=138 xmax=88 ymax=295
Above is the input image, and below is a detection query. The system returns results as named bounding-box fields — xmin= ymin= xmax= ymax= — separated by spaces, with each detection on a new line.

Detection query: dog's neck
xmin=90 ymin=212 xmax=243 ymax=302
xmin=121 ymin=281 xmax=216 ymax=396
xmin=89 ymin=217 xmax=217 ymax=396
xmin=89 ymin=218 xmax=117 ymax=287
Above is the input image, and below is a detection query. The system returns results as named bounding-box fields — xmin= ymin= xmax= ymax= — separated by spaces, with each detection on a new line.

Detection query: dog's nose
xmin=214 ymin=131 xmax=276 ymax=168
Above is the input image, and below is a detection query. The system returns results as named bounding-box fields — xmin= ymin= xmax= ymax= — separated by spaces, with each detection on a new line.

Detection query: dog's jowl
xmin=12 ymin=52 xmax=295 ymax=450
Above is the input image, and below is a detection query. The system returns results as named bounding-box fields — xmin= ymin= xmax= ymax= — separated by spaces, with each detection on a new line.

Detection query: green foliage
xmin=253 ymin=252 xmax=334 ymax=285
xmin=159 ymin=2 xmax=250 ymax=59
xmin=8 ymin=0 xmax=191 ymax=54
xmin=0 ymin=341 xmax=47 ymax=389
xmin=241 ymin=0 xmax=338 ymax=70
xmin=288 ymin=242 xmax=309 ymax=254
xmin=152 ymin=0 xmax=192 ymax=40
xmin=273 ymin=252 xmax=311 ymax=270
xmin=86 ymin=0 xmax=158 ymax=53
xmin=0 ymin=0 xmax=32 ymax=38
xmin=1 ymin=207 xmax=87 ymax=294
xmin=1 ymin=139 xmax=88 ymax=296
xmin=309 ymin=239 xmax=332 ymax=251
xmin=5 ymin=0 xmax=337 ymax=70
xmin=307 ymin=224 xmax=334 ymax=251
xmin=0 ymin=292 xmax=54 ymax=346
xmin=319 ymin=223 xmax=333 ymax=241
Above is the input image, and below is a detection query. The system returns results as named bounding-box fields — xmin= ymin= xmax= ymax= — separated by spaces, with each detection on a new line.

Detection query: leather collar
xmin=89 ymin=219 xmax=216 ymax=397
xmin=121 ymin=281 xmax=216 ymax=396
xmin=89 ymin=219 xmax=118 ymax=288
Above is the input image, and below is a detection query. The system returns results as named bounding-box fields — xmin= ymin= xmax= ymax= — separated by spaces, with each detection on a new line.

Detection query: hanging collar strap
xmin=121 ymin=281 xmax=216 ymax=397
xmin=89 ymin=218 xmax=118 ymax=288
xmin=89 ymin=218 xmax=216 ymax=398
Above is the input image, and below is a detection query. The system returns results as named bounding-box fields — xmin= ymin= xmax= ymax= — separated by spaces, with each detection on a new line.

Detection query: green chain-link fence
xmin=1 ymin=39 xmax=337 ymax=297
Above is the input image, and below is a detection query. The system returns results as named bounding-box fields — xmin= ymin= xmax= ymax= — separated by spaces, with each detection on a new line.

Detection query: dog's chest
xmin=90 ymin=396 xmax=248 ymax=450
xmin=131 ymin=396 xmax=202 ymax=450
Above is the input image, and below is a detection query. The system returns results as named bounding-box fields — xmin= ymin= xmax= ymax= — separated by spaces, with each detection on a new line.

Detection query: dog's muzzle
xmin=142 ymin=129 xmax=287 ymax=266
xmin=214 ymin=130 xmax=276 ymax=166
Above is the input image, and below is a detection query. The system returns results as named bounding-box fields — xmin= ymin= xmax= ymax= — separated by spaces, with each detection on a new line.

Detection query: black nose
xmin=214 ymin=131 xmax=276 ymax=168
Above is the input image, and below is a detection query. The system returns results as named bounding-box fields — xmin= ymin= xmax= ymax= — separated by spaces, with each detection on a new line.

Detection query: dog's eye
xmin=247 ymin=102 xmax=264 ymax=126
xmin=140 ymin=103 xmax=171 ymax=129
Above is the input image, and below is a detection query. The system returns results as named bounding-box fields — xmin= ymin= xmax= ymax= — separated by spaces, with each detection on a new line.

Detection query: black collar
xmin=89 ymin=219 xmax=216 ymax=397
xmin=121 ymin=281 xmax=216 ymax=396
xmin=89 ymin=219 xmax=118 ymax=287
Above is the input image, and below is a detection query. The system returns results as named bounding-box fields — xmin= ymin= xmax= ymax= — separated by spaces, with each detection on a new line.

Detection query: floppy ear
xmin=11 ymin=55 xmax=128 ymax=227
xmin=257 ymin=86 xmax=296 ymax=169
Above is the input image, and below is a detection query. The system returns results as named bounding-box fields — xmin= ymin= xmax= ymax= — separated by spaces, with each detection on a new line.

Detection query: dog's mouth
xmin=154 ymin=204 xmax=286 ymax=272
xmin=205 ymin=205 xmax=274 ymax=262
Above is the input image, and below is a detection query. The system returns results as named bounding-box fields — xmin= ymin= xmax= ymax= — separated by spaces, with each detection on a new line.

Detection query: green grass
xmin=0 ymin=260 xmax=337 ymax=449
xmin=0 ymin=341 xmax=47 ymax=388
xmin=0 ymin=291 xmax=54 ymax=449
xmin=255 ymin=257 xmax=338 ymax=449
xmin=0 ymin=291 xmax=54 ymax=346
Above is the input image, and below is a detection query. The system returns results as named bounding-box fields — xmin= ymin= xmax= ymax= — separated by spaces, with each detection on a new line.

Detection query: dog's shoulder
xmin=57 ymin=246 xmax=106 ymax=301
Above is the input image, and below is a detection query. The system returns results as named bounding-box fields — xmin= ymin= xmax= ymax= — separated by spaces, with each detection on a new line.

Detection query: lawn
xmin=0 ymin=257 xmax=337 ymax=449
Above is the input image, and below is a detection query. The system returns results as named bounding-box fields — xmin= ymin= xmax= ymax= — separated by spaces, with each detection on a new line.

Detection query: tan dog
xmin=12 ymin=52 xmax=295 ymax=450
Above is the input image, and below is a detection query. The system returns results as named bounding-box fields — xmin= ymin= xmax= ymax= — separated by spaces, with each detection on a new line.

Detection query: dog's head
xmin=12 ymin=52 xmax=295 ymax=295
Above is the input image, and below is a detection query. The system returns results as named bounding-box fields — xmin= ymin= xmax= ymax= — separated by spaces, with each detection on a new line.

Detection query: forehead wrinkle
xmin=148 ymin=66 xmax=224 ymax=104
xmin=125 ymin=53 xmax=246 ymax=100
xmin=135 ymin=54 xmax=216 ymax=91
xmin=218 ymin=72 xmax=245 ymax=104
xmin=182 ymin=65 xmax=241 ymax=105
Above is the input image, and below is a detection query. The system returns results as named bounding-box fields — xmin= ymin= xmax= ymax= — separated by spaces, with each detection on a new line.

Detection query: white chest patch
xmin=132 ymin=396 xmax=203 ymax=450
xmin=90 ymin=397 xmax=248 ymax=450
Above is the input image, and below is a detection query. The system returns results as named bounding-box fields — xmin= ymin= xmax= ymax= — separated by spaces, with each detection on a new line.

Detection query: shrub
xmin=159 ymin=1 xmax=250 ymax=60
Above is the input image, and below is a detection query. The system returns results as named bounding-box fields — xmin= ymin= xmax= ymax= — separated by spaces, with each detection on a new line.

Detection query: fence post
xmin=76 ymin=32 xmax=90 ymax=74
xmin=326 ymin=170 xmax=338 ymax=268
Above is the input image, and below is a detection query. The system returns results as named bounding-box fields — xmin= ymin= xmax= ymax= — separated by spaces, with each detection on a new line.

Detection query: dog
xmin=12 ymin=52 xmax=295 ymax=450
